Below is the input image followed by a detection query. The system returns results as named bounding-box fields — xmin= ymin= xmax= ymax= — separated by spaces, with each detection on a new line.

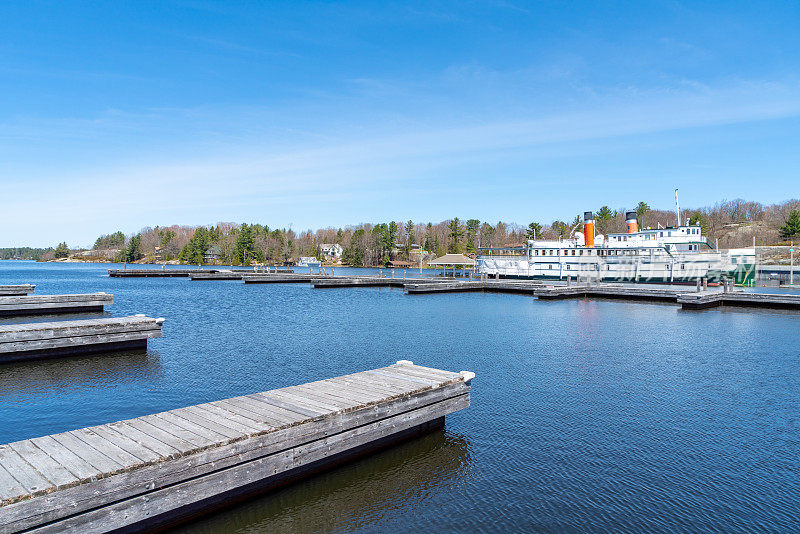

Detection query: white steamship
xmin=478 ymin=206 xmax=755 ymax=284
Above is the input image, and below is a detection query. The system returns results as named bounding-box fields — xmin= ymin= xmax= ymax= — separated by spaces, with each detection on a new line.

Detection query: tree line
xmin=29 ymin=197 xmax=800 ymax=265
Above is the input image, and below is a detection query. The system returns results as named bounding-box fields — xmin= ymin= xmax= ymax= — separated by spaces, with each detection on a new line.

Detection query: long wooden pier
xmin=0 ymin=285 xmax=35 ymax=297
xmin=0 ymin=293 xmax=113 ymax=317
xmin=0 ymin=361 xmax=473 ymax=532
xmin=0 ymin=315 xmax=164 ymax=363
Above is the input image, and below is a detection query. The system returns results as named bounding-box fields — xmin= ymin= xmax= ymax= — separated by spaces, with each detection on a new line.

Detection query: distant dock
xmin=0 ymin=293 xmax=112 ymax=317
xmin=0 ymin=285 xmax=35 ymax=297
xmin=109 ymin=268 xmax=293 ymax=278
xmin=0 ymin=361 xmax=473 ymax=532
xmin=0 ymin=315 xmax=164 ymax=362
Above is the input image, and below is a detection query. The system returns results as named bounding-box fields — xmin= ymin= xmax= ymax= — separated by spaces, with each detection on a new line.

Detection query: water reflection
xmin=0 ymin=350 xmax=163 ymax=399
xmin=173 ymin=429 xmax=473 ymax=534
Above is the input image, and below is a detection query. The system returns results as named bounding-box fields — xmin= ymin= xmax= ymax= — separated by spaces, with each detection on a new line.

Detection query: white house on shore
xmin=320 ymin=243 xmax=344 ymax=260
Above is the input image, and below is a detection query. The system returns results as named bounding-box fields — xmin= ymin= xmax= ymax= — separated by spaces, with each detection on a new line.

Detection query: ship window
xmin=571 ymin=250 xmax=576 ymax=256
xmin=566 ymin=265 xmax=571 ymax=270
xmin=681 ymin=264 xmax=686 ymax=270
xmin=660 ymin=232 xmax=664 ymax=237
xmin=732 ymin=258 xmax=737 ymax=264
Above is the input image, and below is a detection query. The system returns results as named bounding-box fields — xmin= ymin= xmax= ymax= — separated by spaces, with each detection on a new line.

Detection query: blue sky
xmin=1 ymin=1 xmax=799 ymax=247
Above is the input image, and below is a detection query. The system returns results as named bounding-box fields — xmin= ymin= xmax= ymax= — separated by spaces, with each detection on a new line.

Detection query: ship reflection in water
xmin=173 ymin=430 xmax=473 ymax=534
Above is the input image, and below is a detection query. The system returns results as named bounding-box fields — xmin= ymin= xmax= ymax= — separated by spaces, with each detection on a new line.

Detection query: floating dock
xmin=0 ymin=285 xmax=35 ymax=297
xmin=0 ymin=293 xmax=113 ymax=317
xmin=0 ymin=361 xmax=473 ymax=532
xmin=678 ymin=291 xmax=800 ymax=310
xmin=405 ymin=280 xmax=542 ymax=295
xmin=189 ymin=272 xmax=244 ymax=281
xmin=0 ymin=315 xmax=164 ymax=363
xmin=243 ymin=274 xmax=337 ymax=284
xmin=533 ymin=285 xmax=687 ymax=302
xmin=110 ymin=269 xmax=293 ymax=278
xmin=311 ymin=277 xmax=431 ymax=288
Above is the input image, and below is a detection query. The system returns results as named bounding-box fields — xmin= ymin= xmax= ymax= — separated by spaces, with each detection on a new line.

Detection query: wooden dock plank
xmin=265 ymin=389 xmax=343 ymax=414
xmin=212 ymin=398 xmax=294 ymax=427
xmin=191 ymin=404 xmax=272 ymax=434
xmin=289 ymin=384 xmax=367 ymax=409
xmin=139 ymin=415 xmax=218 ymax=449
xmin=7 ymin=441 xmax=78 ymax=488
xmin=121 ymin=419 xmax=197 ymax=455
xmin=0 ymin=446 xmax=53 ymax=496
xmin=88 ymin=426 xmax=163 ymax=464
xmin=247 ymin=393 xmax=324 ymax=418
xmin=326 ymin=376 xmax=407 ymax=398
xmin=151 ymin=413 xmax=231 ymax=445
xmin=49 ymin=432 xmax=122 ymax=474
xmin=178 ymin=406 xmax=252 ymax=438
xmin=27 ymin=436 xmax=98 ymax=482
xmin=106 ymin=422 xmax=183 ymax=459
xmin=0 ymin=465 xmax=26 ymax=504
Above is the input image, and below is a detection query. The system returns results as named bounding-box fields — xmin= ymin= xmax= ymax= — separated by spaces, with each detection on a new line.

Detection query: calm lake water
xmin=2 ymin=261 xmax=800 ymax=533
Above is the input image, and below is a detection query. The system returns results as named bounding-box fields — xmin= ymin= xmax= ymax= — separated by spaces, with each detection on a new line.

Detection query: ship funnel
xmin=625 ymin=211 xmax=639 ymax=234
xmin=583 ymin=211 xmax=595 ymax=247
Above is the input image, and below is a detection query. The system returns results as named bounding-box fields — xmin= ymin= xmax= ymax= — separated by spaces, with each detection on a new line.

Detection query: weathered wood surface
xmin=0 ymin=286 xmax=35 ymax=297
xmin=679 ymin=291 xmax=800 ymax=310
xmin=0 ymin=293 xmax=112 ymax=317
xmin=0 ymin=361 xmax=473 ymax=533
xmin=0 ymin=315 xmax=164 ymax=362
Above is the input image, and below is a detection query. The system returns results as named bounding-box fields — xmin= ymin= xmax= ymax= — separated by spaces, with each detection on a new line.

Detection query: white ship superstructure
xmin=478 ymin=210 xmax=755 ymax=284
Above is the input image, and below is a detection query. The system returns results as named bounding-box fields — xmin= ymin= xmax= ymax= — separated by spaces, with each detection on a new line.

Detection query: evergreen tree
xmin=525 ymin=222 xmax=542 ymax=240
xmin=448 ymin=218 xmax=464 ymax=253
xmin=122 ymin=234 xmax=142 ymax=262
xmin=234 ymin=223 xmax=256 ymax=264
xmin=636 ymin=201 xmax=651 ymax=227
xmin=465 ymin=219 xmax=480 ymax=252
xmin=54 ymin=242 xmax=69 ymax=258
xmin=781 ymin=210 xmax=800 ymax=240
xmin=595 ymin=206 xmax=615 ymax=234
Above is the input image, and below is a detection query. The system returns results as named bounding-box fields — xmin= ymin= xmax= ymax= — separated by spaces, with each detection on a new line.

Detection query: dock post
xmin=703 ymin=277 xmax=708 ymax=291
xmin=391 ymin=269 xmax=395 ymax=279
xmin=379 ymin=268 xmax=383 ymax=278
xmin=567 ymin=276 xmax=572 ymax=287
xmin=403 ymin=269 xmax=406 ymax=279
xmin=696 ymin=279 xmax=701 ymax=292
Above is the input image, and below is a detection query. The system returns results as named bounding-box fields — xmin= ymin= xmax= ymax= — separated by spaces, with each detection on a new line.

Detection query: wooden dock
xmin=678 ymin=291 xmax=800 ymax=310
xmin=0 ymin=293 xmax=113 ymax=317
xmin=0 ymin=361 xmax=473 ymax=532
xmin=533 ymin=285 xmax=688 ymax=302
xmin=189 ymin=272 xmax=244 ymax=281
xmin=0 ymin=285 xmax=35 ymax=297
xmin=243 ymin=273 xmax=337 ymax=284
xmin=110 ymin=269 xmax=293 ymax=278
xmin=311 ymin=277 xmax=431 ymax=288
xmin=0 ymin=315 xmax=164 ymax=363
xmin=405 ymin=280 xmax=542 ymax=295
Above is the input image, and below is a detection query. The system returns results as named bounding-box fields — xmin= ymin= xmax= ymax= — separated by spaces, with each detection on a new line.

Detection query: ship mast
xmin=675 ymin=188 xmax=681 ymax=226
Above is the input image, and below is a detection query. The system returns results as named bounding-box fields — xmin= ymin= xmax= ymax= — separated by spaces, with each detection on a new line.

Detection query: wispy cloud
xmin=2 ymin=77 xmax=799 ymax=246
